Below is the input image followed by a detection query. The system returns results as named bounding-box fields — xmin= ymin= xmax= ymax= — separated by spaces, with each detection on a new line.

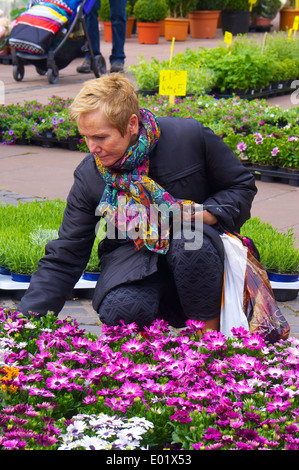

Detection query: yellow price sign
xmin=159 ymin=70 xmax=187 ymax=97
xmin=293 ymin=16 xmax=299 ymax=31
xmin=224 ymin=31 xmax=232 ymax=47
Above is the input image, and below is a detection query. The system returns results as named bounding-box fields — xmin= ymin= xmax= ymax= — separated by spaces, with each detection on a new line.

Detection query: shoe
xmin=95 ymin=54 xmax=107 ymax=75
xmin=76 ymin=59 xmax=91 ymax=74
xmin=110 ymin=61 xmax=124 ymax=73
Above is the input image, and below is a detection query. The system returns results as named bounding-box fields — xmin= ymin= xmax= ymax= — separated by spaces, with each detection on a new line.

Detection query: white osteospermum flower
xmin=66 ymin=419 xmax=87 ymax=436
xmin=78 ymin=436 xmax=112 ymax=450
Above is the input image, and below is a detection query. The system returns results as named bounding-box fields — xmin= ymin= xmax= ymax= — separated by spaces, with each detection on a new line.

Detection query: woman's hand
xmin=202 ymin=210 xmax=217 ymax=226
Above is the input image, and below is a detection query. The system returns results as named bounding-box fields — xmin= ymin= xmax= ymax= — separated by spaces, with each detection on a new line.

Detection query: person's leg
xmin=77 ymin=0 xmax=106 ymax=74
xmin=166 ymin=230 xmax=224 ymax=331
xmin=109 ymin=0 xmax=127 ymax=71
xmin=98 ymin=271 xmax=163 ymax=329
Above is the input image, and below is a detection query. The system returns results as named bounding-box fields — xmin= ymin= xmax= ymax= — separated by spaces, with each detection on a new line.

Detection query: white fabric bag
xmin=220 ymin=233 xmax=249 ymax=337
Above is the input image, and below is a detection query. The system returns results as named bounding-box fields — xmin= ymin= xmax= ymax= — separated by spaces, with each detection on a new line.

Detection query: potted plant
xmin=188 ymin=0 xmax=222 ymax=38
xmin=221 ymin=0 xmax=251 ymax=36
xmin=133 ymin=0 xmax=168 ymax=44
xmin=280 ymin=0 xmax=299 ymax=31
xmin=241 ymin=217 xmax=299 ymax=301
xmin=164 ymin=0 xmax=194 ymax=41
xmin=125 ymin=3 xmax=135 ymax=38
xmin=98 ymin=0 xmax=112 ymax=42
xmin=251 ymin=0 xmax=281 ymax=28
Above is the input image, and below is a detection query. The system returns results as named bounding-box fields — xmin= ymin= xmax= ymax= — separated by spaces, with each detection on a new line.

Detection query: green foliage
xmin=98 ymin=0 xmax=110 ymax=21
xmin=241 ymin=217 xmax=299 ymax=273
xmin=194 ymin=0 xmax=223 ymax=10
xmin=166 ymin=0 xmax=195 ymax=18
xmin=0 ymin=199 xmax=65 ymax=274
xmin=133 ymin=0 xmax=169 ymax=22
xmin=0 ymin=198 xmax=105 ymax=275
xmin=129 ymin=34 xmax=299 ymax=94
xmin=252 ymin=0 xmax=281 ymax=18
xmin=223 ymin=0 xmax=250 ymax=11
xmin=129 ymin=50 xmax=215 ymax=94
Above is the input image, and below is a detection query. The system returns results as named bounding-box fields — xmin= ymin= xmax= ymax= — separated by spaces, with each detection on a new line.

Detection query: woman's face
xmin=78 ymin=108 xmax=139 ymax=168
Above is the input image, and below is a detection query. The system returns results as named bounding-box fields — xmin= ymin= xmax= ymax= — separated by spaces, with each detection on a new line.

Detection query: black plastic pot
xmin=221 ymin=11 xmax=250 ymax=36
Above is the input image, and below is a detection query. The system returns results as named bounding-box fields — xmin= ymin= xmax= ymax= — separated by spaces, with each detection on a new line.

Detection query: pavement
xmin=0 ymin=20 xmax=298 ymax=338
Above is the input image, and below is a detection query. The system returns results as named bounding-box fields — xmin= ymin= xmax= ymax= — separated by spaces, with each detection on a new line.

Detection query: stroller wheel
xmin=36 ymin=67 xmax=47 ymax=76
xmin=47 ymin=66 xmax=59 ymax=84
xmin=13 ymin=64 xmax=25 ymax=82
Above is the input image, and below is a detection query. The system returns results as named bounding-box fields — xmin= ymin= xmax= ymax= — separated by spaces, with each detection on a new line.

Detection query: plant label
xmin=224 ymin=31 xmax=232 ymax=47
xmin=293 ymin=16 xmax=299 ymax=31
xmin=248 ymin=0 xmax=257 ymax=11
xmin=159 ymin=70 xmax=187 ymax=97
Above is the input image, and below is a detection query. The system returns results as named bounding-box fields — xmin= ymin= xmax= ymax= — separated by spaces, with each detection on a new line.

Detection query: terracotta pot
xmin=279 ymin=8 xmax=299 ymax=31
xmin=254 ymin=16 xmax=271 ymax=27
xmin=126 ymin=16 xmax=135 ymax=38
xmin=137 ymin=22 xmax=160 ymax=44
xmin=188 ymin=10 xmax=220 ymax=39
xmin=164 ymin=17 xmax=189 ymax=41
xmin=102 ymin=21 xmax=112 ymax=42
xmin=159 ymin=20 xmax=165 ymax=36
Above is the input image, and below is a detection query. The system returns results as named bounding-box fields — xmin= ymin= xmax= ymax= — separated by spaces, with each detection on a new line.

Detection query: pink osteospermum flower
xmin=243 ymin=334 xmax=266 ymax=350
xmin=237 ymin=142 xmax=247 ymax=152
xmin=116 ymin=380 xmax=144 ymax=399
xmin=266 ymin=397 xmax=292 ymax=414
xmin=46 ymin=374 xmax=70 ymax=390
xmin=121 ymin=338 xmax=145 ymax=353
xmin=271 ymin=146 xmax=279 ymax=156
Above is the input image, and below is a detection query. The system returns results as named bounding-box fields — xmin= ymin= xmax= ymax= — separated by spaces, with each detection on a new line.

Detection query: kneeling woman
xmin=18 ymin=74 xmax=257 ymax=330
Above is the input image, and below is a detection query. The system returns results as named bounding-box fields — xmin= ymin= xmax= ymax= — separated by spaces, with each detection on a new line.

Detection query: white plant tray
xmin=0 ymin=274 xmax=96 ymax=290
xmin=0 ymin=274 xmax=298 ymax=292
xmin=270 ymin=280 xmax=299 ymax=290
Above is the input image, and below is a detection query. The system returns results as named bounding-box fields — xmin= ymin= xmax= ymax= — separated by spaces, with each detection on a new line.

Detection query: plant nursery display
xmin=0 ymin=92 xmax=298 ymax=182
xmin=128 ymin=33 xmax=299 ymax=98
xmin=0 ymin=309 xmax=299 ymax=450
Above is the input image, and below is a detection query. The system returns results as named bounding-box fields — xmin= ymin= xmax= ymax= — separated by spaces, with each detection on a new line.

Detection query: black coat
xmin=18 ymin=116 xmax=257 ymax=316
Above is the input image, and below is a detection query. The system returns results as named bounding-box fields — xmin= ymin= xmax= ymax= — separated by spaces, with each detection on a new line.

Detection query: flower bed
xmin=1 ymin=94 xmax=298 ymax=171
xmin=1 ymin=309 xmax=299 ymax=451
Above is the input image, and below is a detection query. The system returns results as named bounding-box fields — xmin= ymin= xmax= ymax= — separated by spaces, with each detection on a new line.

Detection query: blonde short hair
xmin=69 ymin=73 xmax=141 ymax=136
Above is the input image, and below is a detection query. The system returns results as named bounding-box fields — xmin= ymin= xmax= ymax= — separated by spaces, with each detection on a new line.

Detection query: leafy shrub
xmin=133 ymin=0 xmax=168 ymax=22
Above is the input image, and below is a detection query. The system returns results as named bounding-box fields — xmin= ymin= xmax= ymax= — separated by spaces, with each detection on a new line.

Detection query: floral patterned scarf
xmin=94 ymin=108 xmax=192 ymax=253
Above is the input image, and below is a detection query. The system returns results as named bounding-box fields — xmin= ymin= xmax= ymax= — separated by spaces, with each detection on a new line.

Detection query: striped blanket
xmin=9 ymin=0 xmax=81 ymax=54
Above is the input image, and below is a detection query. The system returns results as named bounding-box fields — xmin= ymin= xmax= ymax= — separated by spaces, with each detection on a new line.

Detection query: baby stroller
xmin=9 ymin=0 xmax=103 ymax=84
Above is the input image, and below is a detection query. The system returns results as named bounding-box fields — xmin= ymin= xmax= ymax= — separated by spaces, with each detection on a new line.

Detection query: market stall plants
xmin=0 ymin=309 xmax=299 ymax=450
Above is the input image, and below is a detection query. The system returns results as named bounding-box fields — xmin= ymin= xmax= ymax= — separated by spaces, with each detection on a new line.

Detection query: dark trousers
xmin=98 ymin=231 xmax=224 ymax=328
xmin=85 ymin=0 xmax=127 ymax=64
